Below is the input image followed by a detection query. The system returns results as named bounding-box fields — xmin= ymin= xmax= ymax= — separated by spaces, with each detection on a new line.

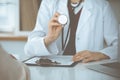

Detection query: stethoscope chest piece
xmin=58 ymin=15 xmax=68 ymax=25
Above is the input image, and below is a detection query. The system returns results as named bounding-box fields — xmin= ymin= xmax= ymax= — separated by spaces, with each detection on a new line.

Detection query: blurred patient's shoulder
xmin=0 ymin=45 xmax=30 ymax=80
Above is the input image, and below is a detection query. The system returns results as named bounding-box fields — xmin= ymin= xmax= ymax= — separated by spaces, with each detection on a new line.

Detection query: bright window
xmin=0 ymin=0 xmax=19 ymax=32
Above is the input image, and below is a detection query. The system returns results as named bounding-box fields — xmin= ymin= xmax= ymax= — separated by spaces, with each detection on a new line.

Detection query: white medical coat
xmin=24 ymin=0 xmax=119 ymax=59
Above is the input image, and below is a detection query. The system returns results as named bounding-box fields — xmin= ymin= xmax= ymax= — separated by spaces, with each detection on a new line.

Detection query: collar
xmin=73 ymin=2 xmax=84 ymax=14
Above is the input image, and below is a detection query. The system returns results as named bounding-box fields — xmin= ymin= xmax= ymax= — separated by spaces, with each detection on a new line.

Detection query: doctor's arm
xmin=44 ymin=12 xmax=62 ymax=47
xmin=99 ymin=2 xmax=119 ymax=60
xmin=24 ymin=0 xmax=62 ymax=56
xmin=73 ymin=2 xmax=118 ymax=63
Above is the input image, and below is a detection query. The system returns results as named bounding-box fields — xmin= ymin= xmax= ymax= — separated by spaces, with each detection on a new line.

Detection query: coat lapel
xmin=76 ymin=0 xmax=93 ymax=35
xmin=56 ymin=0 xmax=93 ymax=41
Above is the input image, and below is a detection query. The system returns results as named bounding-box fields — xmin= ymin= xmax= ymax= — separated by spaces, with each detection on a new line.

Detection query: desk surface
xmin=28 ymin=59 xmax=120 ymax=80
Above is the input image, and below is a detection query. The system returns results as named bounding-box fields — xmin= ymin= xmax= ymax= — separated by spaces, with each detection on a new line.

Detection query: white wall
xmin=109 ymin=0 xmax=120 ymax=23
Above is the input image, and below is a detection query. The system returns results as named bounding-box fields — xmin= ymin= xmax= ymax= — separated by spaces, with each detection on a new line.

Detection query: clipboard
xmin=23 ymin=55 xmax=79 ymax=67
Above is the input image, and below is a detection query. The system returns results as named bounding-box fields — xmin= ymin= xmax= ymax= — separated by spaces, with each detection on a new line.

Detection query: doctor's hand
xmin=72 ymin=50 xmax=110 ymax=63
xmin=44 ymin=12 xmax=63 ymax=46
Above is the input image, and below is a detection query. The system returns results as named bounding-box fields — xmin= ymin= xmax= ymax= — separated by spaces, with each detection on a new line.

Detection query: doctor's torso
xmin=25 ymin=0 xmax=118 ymax=59
xmin=35 ymin=0 xmax=113 ymax=52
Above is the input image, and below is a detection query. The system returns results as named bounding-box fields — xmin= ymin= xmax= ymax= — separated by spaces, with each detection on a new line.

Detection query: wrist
xmin=100 ymin=53 xmax=110 ymax=59
xmin=96 ymin=52 xmax=110 ymax=59
xmin=44 ymin=36 xmax=55 ymax=47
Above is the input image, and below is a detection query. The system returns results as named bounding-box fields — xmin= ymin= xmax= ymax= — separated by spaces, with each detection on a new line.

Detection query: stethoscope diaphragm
xmin=58 ymin=15 xmax=68 ymax=25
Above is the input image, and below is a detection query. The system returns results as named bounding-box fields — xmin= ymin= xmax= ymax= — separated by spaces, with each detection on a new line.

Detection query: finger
xmin=51 ymin=17 xmax=58 ymax=22
xmin=73 ymin=52 xmax=88 ymax=61
xmin=73 ymin=52 xmax=83 ymax=58
xmin=51 ymin=22 xmax=61 ymax=27
xmin=73 ymin=52 xmax=85 ymax=62
xmin=82 ymin=57 xmax=95 ymax=63
xmin=54 ymin=12 xmax=60 ymax=17
xmin=72 ymin=56 xmax=85 ymax=62
xmin=74 ymin=50 xmax=89 ymax=57
xmin=73 ymin=54 xmax=80 ymax=61
xmin=50 ymin=12 xmax=60 ymax=23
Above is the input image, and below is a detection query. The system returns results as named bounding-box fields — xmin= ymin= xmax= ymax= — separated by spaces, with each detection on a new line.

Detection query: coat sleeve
xmin=99 ymin=1 xmax=119 ymax=59
xmin=24 ymin=0 xmax=59 ymax=56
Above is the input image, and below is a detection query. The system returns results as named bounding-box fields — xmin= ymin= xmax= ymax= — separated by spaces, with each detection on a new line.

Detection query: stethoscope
xmin=58 ymin=14 xmax=68 ymax=51
xmin=58 ymin=0 xmax=82 ymax=24
xmin=58 ymin=0 xmax=82 ymax=51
